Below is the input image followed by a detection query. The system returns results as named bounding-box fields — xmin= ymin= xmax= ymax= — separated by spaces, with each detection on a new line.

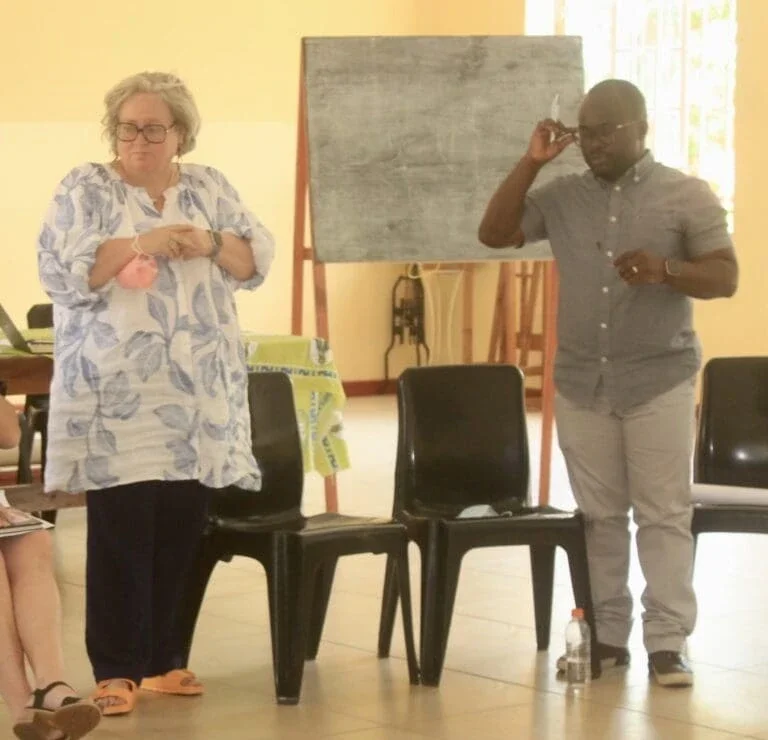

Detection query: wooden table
xmin=0 ymin=354 xmax=53 ymax=395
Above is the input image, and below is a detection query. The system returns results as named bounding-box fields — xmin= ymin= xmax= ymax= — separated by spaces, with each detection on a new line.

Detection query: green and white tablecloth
xmin=242 ymin=333 xmax=350 ymax=476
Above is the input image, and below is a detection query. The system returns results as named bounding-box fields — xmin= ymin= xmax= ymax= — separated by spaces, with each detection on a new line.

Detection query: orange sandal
xmin=91 ymin=679 xmax=138 ymax=716
xmin=140 ymin=669 xmax=204 ymax=696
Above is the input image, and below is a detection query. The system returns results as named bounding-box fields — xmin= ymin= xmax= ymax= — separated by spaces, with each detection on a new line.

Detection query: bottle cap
xmin=571 ymin=607 xmax=585 ymax=619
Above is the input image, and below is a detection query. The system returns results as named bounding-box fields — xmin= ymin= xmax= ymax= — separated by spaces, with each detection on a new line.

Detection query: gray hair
xmin=102 ymin=71 xmax=201 ymax=156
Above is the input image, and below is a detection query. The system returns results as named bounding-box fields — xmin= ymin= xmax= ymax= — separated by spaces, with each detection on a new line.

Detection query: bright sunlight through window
xmin=526 ymin=0 xmax=737 ymax=229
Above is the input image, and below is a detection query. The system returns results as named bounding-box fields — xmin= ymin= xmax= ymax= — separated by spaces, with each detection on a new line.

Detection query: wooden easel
xmin=291 ymin=51 xmax=338 ymax=513
xmin=488 ymin=260 xmax=559 ymax=506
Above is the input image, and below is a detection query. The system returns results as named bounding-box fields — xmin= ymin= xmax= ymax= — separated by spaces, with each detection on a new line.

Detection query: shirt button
xmin=634 ymin=176 xmax=640 ymax=183
xmin=602 ymin=286 xmax=609 ymax=294
xmin=614 ymin=185 xmax=621 ymax=191
xmin=601 ymin=356 xmax=608 ymax=363
xmin=609 ymin=216 xmax=617 ymax=223
xmin=606 ymin=250 xmax=613 ymax=258
xmin=600 ymin=323 xmax=607 ymax=329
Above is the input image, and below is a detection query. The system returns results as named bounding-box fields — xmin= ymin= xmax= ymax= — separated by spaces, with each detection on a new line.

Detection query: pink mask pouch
xmin=116 ymin=254 xmax=158 ymax=289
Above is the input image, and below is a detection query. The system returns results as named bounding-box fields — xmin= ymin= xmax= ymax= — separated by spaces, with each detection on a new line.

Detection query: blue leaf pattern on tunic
xmin=54 ymin=194 xmax=76 ymax=231
xmin=35 ymin=162 xmax=275 ymax=493
xmin=67 ymin=419 xmax=90 ymax=437
xmin=155 ymin=263 xmax=178 ymax=298
xmin=147 ymin=294 xmax=170 ymax=336
xmin=154 ymin=404 xmax=192 ymax=432
xmin=136 ymin=344 xmax=164 ymax=382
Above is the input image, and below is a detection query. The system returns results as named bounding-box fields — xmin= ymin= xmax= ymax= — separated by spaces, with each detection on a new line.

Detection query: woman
xmin=37 ymin=71 xmax=275 ymax=716
xmin=0 ymin=395 xmax=101 ymax=740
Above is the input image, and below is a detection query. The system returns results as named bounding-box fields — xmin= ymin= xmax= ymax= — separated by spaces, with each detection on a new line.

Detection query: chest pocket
xmin=628 ymin=207 xmax=683 ymax=259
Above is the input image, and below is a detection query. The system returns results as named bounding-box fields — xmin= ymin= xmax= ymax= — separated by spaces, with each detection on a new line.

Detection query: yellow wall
xmin=0 ymin=0 xmax=762 ymax=385
xmin=696 ymin=0 xmax=767 ymax=363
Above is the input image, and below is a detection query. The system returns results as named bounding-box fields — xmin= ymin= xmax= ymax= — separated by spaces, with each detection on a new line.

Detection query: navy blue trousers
xmin=85 ymin=480 xmax=210 ymax=685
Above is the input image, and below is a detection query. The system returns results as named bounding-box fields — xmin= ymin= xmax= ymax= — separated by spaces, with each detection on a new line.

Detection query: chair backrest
xmin=211 ymin=371 xmax=304 ymax=520
xmin=694 ymin=357 xmax=768 ymax=488
xmin=395 ymin=364 xmax=530 ymax=517
xmin=26 ymin=303 xmax=53 ymax=329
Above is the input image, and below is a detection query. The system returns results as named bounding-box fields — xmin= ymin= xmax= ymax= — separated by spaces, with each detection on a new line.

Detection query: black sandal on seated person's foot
xmin=12 ymin=681 xmax=102 ymax=740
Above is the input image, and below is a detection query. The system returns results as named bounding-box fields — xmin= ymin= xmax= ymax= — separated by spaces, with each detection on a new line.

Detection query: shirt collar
xmin=582 ymin=149 xmax=655 ymax=189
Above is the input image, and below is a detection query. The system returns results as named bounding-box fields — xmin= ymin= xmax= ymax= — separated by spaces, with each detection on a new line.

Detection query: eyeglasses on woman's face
xmin=116 ymin=122 xmax=176 ymax=144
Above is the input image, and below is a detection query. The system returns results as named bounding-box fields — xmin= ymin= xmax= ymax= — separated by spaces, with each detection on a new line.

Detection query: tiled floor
xmin=3 ymin=395 xmax=768 ymax=738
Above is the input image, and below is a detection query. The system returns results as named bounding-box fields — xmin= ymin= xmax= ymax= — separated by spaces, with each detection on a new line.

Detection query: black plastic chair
xmin=377 ymin=364 xmax=600 ymax=686
xmin=691 ymin=357 xmax=768 ymax=543
xmin=175 ymin=371 xmax=419 ymax=704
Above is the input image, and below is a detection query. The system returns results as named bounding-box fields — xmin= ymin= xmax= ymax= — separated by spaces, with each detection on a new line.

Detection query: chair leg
xmin=419 ymin=524 xmax=463 ymax=687
xmin=16 ymin=414 xmax=33 ymax=485
xmin=377 ymin=554 xmax=399 ymax=658
xmin=563 ymin=529 xmax=601 ymax=680
xmin=394 ymin=541 xmax=420 ymax=685
xmin=529 ymin=545 xmax=556 ymax=651
xmin=267 ymin=533 xmax=313 ymax=705
xmin=173 ymin=536 xmax=221 ymax=667
xmin=38 ymin=422 xmax=57 ymax=524
xmin=38 ymin=418 xmax=57 ymax=525
xmin=305 ymin=557 xmax=338 ymax=661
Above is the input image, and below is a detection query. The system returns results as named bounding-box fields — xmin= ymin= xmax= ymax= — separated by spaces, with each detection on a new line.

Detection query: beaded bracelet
xmin=131 ymin=235 xmax=148 ymax=256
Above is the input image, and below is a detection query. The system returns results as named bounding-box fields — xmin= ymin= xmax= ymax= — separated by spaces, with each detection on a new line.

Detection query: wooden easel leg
xmin=503 ymin=264 xmax=518 ymax=365
xmin=488 ymin=264 xmax=511 ymax=363
xmin=462 ymin=268 xmax=474 ymax=364
xmin=292 ymin=65 xmax=309 ymax=335
xmin=538 ymin=261 xmax=559 ymax=507
xmin=519 ymin=262 xmax=542 ymax=370
xmin=292 ymin=56 xmax=338 ymax=514
xmin=313 ymin=261 xmax=330 ymax=341
xmin=324 ymin=474 xmax=339 ymax=513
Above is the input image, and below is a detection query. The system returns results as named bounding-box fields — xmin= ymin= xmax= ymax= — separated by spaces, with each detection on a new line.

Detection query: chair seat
xmin=213 ymin=511 xmax=398 ymax=535
xmin=212 ymin=511 xmax=305 ymax=534
xmin=405 ymin=506 xmax=581 ymax=534
xmin=692 ymin=482 xmax=768 ymax=507
xmin=303 ymin=512 xmax=395 ymax=531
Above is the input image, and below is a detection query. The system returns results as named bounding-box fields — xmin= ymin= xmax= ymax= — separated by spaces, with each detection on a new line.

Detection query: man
xmin=478 ymin=79 xmax=738 ymax=687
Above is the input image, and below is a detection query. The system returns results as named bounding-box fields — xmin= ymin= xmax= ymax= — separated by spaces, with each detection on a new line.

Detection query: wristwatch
xmin=664 ymin=258 xmax=683 ymax=279
xmin=208 ymin=230 xmax=223 ymax=261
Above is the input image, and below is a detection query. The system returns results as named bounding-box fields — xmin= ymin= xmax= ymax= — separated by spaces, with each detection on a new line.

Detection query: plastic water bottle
xmin=565 ymin=607 xmax=591 ymax=688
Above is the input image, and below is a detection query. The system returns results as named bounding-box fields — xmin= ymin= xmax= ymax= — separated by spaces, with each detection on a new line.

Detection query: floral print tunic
xmin=37 ymin=162 xmax=275 ymax=493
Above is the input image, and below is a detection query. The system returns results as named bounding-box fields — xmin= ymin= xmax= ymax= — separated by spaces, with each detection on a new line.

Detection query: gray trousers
xmin=554 ymin=378 xmax=697 ymax=653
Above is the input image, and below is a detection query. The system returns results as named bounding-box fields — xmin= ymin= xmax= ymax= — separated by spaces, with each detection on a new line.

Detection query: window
xmin=526 ymin=0 xmax=737 ymax=228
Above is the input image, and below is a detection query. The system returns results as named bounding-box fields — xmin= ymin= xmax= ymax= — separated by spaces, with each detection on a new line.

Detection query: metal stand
xmin=384 ymin=266 xmax=430 ymax=380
